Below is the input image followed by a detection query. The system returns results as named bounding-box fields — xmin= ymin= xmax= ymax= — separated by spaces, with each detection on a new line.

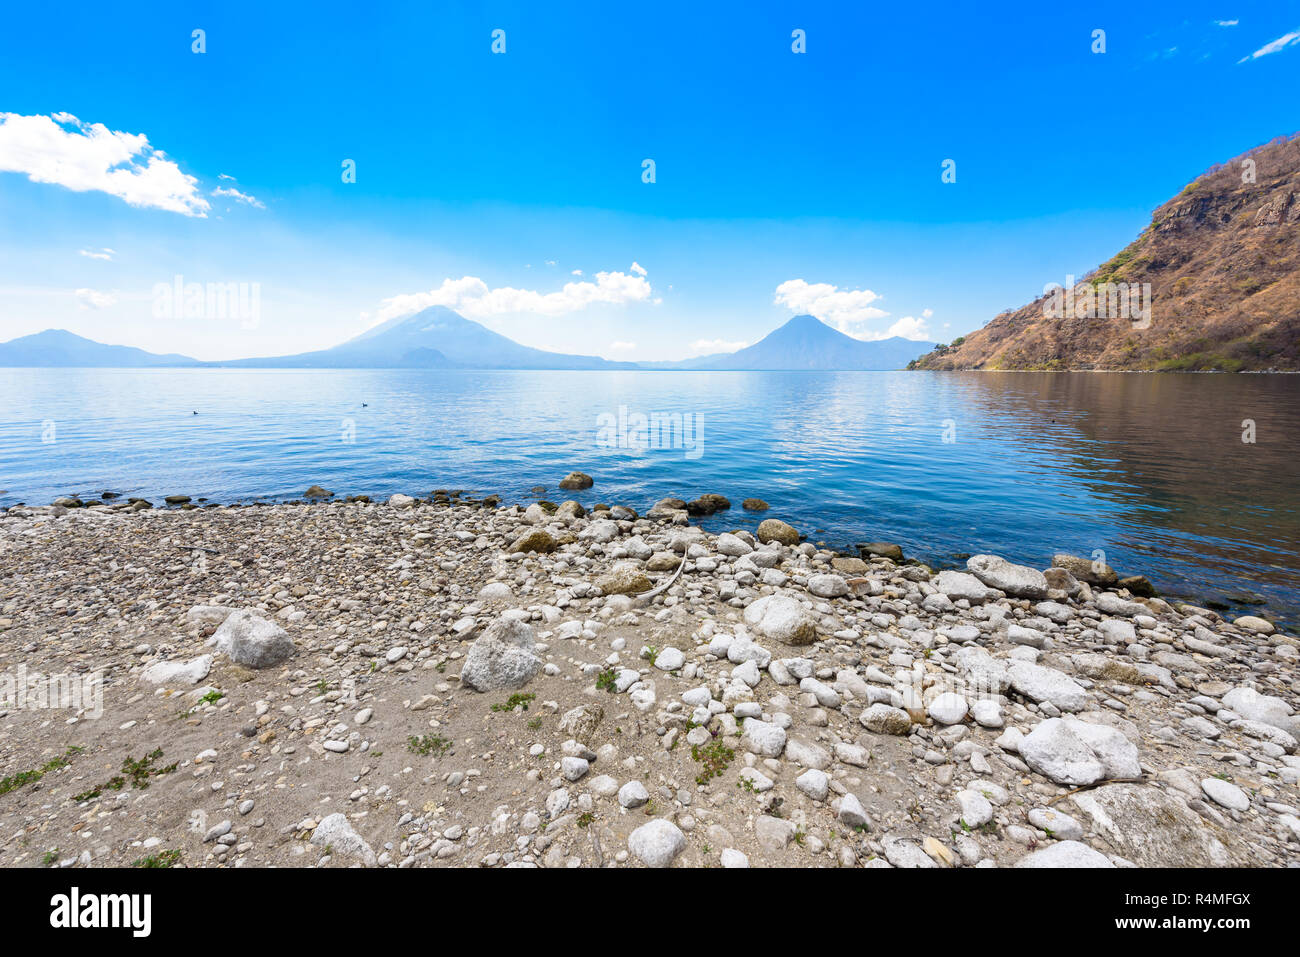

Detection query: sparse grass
xmin=526 ymin=717 xmax=542 ymax=730
xmin=132 ymin=849 xmax=181 ymax=869
xmin=491 ymin=692 xmax=535 ymax=713
xmin=74 ymin=748 xmax=176 ymax=802
xmin=407 ymin=734 xmax=451 ymax=756
xmin=0 ymin=747 xmax=83 ymax=797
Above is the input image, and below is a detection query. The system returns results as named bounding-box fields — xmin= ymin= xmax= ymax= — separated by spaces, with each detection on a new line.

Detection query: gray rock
xmin=967 ymin=554 xmax=1048 ymax=599
xmin=141 ymin=655 xmax=213 ymax=686
xmin=807 ymin=574 xmax=849 ymax=598
xmin=742 ymin=719 xmax=787 ymax=757
xmin=928 ymin=692 xmax=969 ymax=725
xmin=859 ymin=703 xmax=914 ymax=735
xmin=835 ymin=793 xmax=871 ymax=829
xmin=1071 ymin=784 xmax=1233 ymax=867
xmin=1027 ymin=807 xmax=1084 ymax=840
xmin=1200 ymin=777 xmax=1250 ymax=812
xmin=1221 ymin=687 xmax=1299 ymax=740
xmin=211 ymin=610 xmax=296 ymax=668
xmin=311 ymin=813 xmax=376 ymax=866
xmin=933 ymin=570 xmax=998 ymax=603
xmin=1007 ymin=661 xmax=1090 ymax=712
xmin=743 ymin=594 xmax=817 ymax=646
xmin=1014 ymin=841 xmax=1114 ymax=868
xmin=460 ymin=617 xmax=543 ymax=692
xmin=628 ymin=819 xmax=686 ymax=867
xmin=618 ymin=780 xmax=649 ymax=808
xmin=1019 ymin=718 xmax=1108 ymax=785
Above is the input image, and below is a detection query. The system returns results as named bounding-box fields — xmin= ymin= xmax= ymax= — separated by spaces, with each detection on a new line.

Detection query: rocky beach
xmin=1 ymin=481 xmax=1297 ymax=869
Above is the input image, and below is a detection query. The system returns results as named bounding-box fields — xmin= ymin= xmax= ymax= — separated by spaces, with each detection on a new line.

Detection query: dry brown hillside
xmin=912 ymin=133 xmax=1300 ymax=371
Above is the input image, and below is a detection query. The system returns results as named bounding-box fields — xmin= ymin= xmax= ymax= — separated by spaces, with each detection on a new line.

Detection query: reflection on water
xmin=0 ymin=368 xmax=1295 ymax=624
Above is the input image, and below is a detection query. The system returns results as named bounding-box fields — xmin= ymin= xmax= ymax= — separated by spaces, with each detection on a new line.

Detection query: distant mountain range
xmin=0 ymin=329 xmax=202 ymax=367
xmin=911 ymin=132 xmax=1300 ymax=372
xmin=0 ymin=309 xmax=935 ymax=371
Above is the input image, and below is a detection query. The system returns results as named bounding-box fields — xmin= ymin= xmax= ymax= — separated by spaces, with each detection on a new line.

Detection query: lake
xmin=1 ymin=368 xmax=1296 ymax=626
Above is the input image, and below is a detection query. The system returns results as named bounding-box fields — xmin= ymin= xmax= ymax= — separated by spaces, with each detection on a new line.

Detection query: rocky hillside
xmin=912 ymin=133 xmax=1300 ymax=372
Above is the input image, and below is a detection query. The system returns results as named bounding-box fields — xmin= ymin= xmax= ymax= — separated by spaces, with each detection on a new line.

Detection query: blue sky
xmin=1 ymin=1 xmax=1297 ymax=361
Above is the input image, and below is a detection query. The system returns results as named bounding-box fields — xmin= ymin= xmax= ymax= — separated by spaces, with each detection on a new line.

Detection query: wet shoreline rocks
xmin=0 ymin=487 xmax=1295 ymax=870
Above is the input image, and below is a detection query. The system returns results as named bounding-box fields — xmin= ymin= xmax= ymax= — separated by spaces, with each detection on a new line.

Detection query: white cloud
xmin=1215 ymin=19 xmax=1238 ymax=26
xmin=571 ymin=269 xmax=583 ymax=276
xmin=218 ymin=172 xmax=237 ymax=180
xmin=630 ymin=261 xmax=647 ymax=277
xmin=853 ymin=314 xmax=933 ymax=342
xmin=79 ymin=247 xmax=115 ymax=261
xmin=1238 ymin=28 xmax=1300 ymax=62
xmin=691 ymin=338 xmax=748 ymax=354
xmin=375 ymin=265 xmax=653 ymax=321
xmin=774 ymin=279 xmax=889 ymax=333
xmin=75 ymin=288 xmax=116 ymax=309
xmin=212 ymin=185 xmax=265 ymax=209
xmin=608 ymin=341 xmax=637 ymax=352
xmin=0 ymin=112 xmax=209 ymax=216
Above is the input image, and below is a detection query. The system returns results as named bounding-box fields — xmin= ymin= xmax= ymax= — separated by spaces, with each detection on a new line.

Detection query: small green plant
xmin=690 ymin=739 xmax=734 ymax=785
xmin=132 ymin=849 xmax=181 ymax=868
xmin=644 ymin=646 xmax=659 ymax=666
xmin=0 ymin=747 xmax=82 ymax=796
xmin=596 ymin=667 xmax=618 ymax=693
xmin=315 ymin=678 xmax=330 ymax=696
xmin=74 ymin=748 xmax=176 ymax=802
xmin=526 ymin=717 xmax=542 ymax=730
xmin=576 ymin=812 xmax=595 ymax=828
xmin=198 ymin=689 xmax=224 ymax=705
xmin=407 ymin=734 xmax=451 ymax=756
xmin=793 ymin=827 xmax=806 ymax=847
xmin=42 ymin=849 xmax=59 ymax=866
xmin=491 ymin=692 xmax=536 ymax=713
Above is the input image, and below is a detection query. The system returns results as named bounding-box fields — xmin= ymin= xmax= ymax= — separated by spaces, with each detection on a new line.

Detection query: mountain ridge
xmin=911 ymin=132 xmax=1300 ymax=372
xmin=0 ymin=311 xmax=934 ymax=370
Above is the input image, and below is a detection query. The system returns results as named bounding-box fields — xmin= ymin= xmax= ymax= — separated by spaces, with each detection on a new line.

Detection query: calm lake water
xmin=1 ymin=368 xmax=1297 ymax=625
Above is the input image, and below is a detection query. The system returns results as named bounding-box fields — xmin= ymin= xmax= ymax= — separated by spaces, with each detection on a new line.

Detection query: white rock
xmin=628 ymin=819 xmax=686 ymax=868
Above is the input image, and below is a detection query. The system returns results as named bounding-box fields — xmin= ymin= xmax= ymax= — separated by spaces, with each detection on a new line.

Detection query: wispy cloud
xmin=1238 ymin=28 xmax=1300 ymax=62
xmin=375 ymin=265 xmax=653 ymax=321
xmin=74 ymin=288 xmax=116 ymax=309
xmin=78 ymin=247 xmax=115 ymax=261
xmin=1215 ymin=19 xmax=1238 ymax=27
xmin=0 ymin=112 xmax=209 ymax=216
xmin=212 ymin=185 xmax=265 ymax=209
xmin=853 ymin=309 xmax=933 ymax=342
